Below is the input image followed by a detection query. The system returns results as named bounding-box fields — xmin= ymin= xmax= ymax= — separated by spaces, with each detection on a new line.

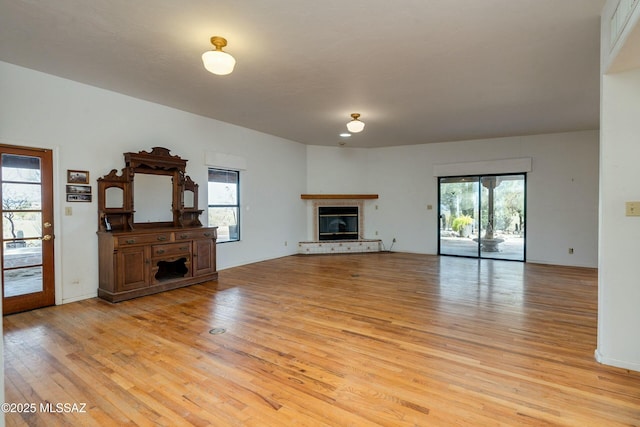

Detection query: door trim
xmin=0 ymin=140 xmax=62 ymax=311
xmin=437 ymin=173 xmax=527 ymax=262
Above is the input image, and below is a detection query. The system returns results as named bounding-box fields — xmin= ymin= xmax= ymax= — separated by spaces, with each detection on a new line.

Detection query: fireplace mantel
xmin=300 ymin=194 xmax=378 ymax=200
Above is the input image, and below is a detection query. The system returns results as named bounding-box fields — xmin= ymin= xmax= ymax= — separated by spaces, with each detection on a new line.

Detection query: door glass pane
xmin=1 ymin=154 xmax=41 ymax=183
xmin=3 ymin=266 xmax=43 ymax=297
xmin=3 ymin=211 xmax=41 ymax=240
xmin=4 ymin=240 xmax=42 ymax=268
xmin=2 ymin=153 xmax=45 ymax=299
xmin=2 ymin=183 xmax=41 ymax=207
xmin=479 ymin=175 xmax=525 ymax=261
xmin=439 ymin=177 xmax=479 ymax=257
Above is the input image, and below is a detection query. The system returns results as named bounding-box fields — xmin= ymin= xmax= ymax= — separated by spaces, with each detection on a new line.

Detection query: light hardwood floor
xmin=4 ymin=253 xmax=640 ymax=426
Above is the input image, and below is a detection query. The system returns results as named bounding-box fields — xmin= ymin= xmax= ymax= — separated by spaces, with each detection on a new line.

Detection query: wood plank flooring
xmin=4 ymin=253 xmax=640 ymax=426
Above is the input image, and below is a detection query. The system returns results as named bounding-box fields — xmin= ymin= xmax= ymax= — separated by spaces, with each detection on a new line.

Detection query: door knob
xmin=40 ymin=234 xmax=52 ymax=241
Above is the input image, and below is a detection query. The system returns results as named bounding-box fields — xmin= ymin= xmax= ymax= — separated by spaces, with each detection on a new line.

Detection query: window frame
xmin=207 ymin=168 xmax=240 ymax=243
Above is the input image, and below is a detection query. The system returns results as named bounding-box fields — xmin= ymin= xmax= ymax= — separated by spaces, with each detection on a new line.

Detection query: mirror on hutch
xmin=96 ymin=147 xmax=217 ymax=302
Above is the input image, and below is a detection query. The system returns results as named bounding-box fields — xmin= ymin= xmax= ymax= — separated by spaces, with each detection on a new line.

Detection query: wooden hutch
xmin=97 ymin=147 xmax=217 ymax=302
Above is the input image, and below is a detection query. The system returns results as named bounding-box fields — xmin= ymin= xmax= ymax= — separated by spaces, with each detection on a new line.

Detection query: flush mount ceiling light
xmin=202 ymin=36 xmax=236 ymax=75
xmin=346 ymin=113 xmax=365 ymax=133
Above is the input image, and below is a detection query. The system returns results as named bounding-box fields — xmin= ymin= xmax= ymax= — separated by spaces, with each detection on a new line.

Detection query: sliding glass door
xmin=438 ymin=174 xmax=525 ymax=261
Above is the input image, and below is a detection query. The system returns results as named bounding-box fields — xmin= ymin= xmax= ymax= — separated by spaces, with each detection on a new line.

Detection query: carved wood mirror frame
xmin=97 ymin=147 xmax=203 ymax=232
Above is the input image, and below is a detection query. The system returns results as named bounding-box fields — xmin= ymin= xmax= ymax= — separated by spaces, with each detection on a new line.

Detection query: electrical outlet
xmin=392 ymin=238 xmax=396 ymax=243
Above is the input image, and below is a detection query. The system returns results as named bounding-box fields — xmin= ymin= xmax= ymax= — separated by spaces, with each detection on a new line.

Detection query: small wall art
xmin=66 ymin=181 xmax=92 ymax=203
xmin=67 ymin=169 xmax=89 ymax=184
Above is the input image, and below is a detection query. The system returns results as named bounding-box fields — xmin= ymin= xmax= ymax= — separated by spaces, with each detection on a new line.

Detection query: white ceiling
xmin=0 ymin=0 xmax=605 ymax=148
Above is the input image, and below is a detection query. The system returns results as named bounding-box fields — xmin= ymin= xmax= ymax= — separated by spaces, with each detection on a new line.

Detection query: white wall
xmin=0 ymin=60 xmax=307 ymax=304
xmin=307 ymin=131 xmax=600 ymax=267
xmin=598 ymin=69 xmax=640 ymax=371
xmin=596 ymin=0 xmax=640 ymax=373
xmin=303 ymin=146 xmax=371 ymax=240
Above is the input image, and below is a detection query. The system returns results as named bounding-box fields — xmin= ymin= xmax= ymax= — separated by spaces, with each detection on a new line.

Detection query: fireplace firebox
xmin=318 ymin=206 xmax=359 ymax=240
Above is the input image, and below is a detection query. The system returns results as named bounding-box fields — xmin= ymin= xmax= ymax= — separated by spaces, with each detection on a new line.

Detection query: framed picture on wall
xmin=66 ymin=184 xmax=92 ymax=202
xmin=67 ymin=169 xmax=89 ymax=184
xmin=67 ymin=193 xmax=92 ymax=202
xmin=66 ymin=184 xmax=91 ymax=194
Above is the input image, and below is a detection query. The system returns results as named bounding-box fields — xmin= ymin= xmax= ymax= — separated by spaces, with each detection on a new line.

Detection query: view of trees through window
xmin=439 ymin=174 xmax=525 ymax=260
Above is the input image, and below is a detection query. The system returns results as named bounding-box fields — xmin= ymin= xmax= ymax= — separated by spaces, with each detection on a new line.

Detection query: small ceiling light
xmin=346 ymin=113 xmax=365 ymax=133
xmin=202 ymin=36 xmax=236 ymax=75
xmin=340 ymin=133 xmax=351 ymax=138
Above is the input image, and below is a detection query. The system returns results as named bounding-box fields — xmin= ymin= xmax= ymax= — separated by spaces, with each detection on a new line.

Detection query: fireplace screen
xmin=318 ymin=206 xmax=358 ymax=240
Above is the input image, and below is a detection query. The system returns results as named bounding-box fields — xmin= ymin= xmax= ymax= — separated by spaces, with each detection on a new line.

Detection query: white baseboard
xmin=594 ymin=348 xmax=640 ymax=372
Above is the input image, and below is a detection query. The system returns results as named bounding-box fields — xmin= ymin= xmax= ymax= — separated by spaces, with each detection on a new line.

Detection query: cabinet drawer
xmin=117 ymin=233 xmax=172 ymax=246
xmin=175 ymin=228 xmax=217 ymax=241
xmin=152 ymin=243 xmax=191 ymax=258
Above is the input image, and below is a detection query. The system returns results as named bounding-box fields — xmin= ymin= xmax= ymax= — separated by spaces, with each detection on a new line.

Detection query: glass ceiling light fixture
xmin=346 ymin=113 xmax=365 ymax=133
xmin=202 ymin=36 xmax=236 ymax=75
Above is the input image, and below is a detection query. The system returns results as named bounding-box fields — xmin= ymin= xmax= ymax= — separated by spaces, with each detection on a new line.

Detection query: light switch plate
xmin=625 ymin=201 xmax=640 ymax=216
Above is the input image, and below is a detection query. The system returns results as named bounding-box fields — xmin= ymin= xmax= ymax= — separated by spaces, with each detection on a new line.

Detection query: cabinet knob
xmin=156 ymin=249 xmax=165 ymax=254
xmin=204 ymin=232 xmax=212 ymax=237
xmin=157 ymin=236 xmax=167 ymax=241
xmin=126 ymin=239 xmax=136 ymax=244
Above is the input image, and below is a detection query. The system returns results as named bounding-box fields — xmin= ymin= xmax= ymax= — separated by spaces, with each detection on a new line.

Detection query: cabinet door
xmin=192 ymin=239 xmax=215 ymax=277
xmin=116 ymin=246 xmax=150 ymax=291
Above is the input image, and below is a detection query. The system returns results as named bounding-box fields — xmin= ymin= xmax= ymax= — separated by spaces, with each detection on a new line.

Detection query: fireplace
xmin=318 ymin=206 xmax=359 ymax=240
xmin=298 ymin=195 xmax=381 ymax=254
